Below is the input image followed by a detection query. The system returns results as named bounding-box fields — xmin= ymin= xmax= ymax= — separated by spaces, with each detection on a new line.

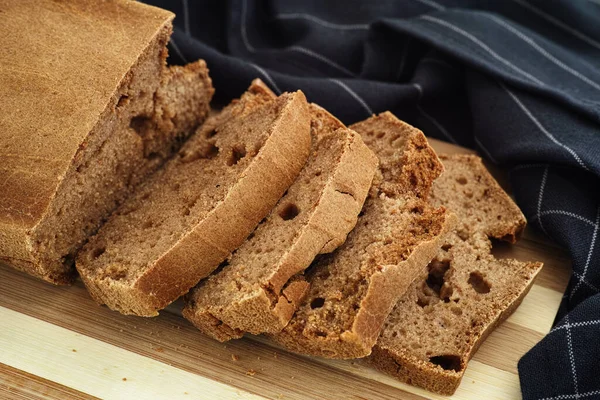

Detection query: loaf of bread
xmin=0 ymin=0 xmax=213 ymax=284
xmin=270 ymin=113 xmax=457 ymax=359
xmin=76 ymin=80 xmax=312 ymax=316
xmin=183 ymin=100 xmax=379 ymax=341
xmin=368 ymin=154 xmax=543 ymax=395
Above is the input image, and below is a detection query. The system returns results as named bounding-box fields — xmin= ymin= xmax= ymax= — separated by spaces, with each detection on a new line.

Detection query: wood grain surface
xmin=0 ymin=138 xmax=571 ymax=400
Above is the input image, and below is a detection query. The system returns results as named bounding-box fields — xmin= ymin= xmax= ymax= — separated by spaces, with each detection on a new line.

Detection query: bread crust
xmin=0 ymin=0 xmax=206 ymax=283
xmin=79 ymin=89 xmax=312 ymax=316
xmin=271 ymin=211 xmax=457 ymax=358
xmin=183 ymin=104 xmax=379 ymax=340
xmin=368 ymin=261 xmax=541 ymax=395
xmin=367 ymin=153 xmax=543 ymax=395
xmin=270 ymin=113 xmax=457 ymax=359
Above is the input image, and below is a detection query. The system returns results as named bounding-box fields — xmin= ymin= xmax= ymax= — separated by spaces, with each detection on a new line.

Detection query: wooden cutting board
xmin=0 ymin=138 xmax=571 ymax=400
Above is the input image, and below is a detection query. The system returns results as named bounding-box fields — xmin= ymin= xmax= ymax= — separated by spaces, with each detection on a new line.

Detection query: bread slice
xmin=368 ymin=154 xmax=543 ymax=395
xmin=270 ymin=112 xmax=457 ymax=359
xmin=76 ymin=80 xmax=312 ymax=316
xmin=183 ymin=102 xmax=379 ymax=341
xmin=0 ymin=0 xmax=213 ymax=284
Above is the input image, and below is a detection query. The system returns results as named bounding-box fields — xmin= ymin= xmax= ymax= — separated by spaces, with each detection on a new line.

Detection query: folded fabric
xmin=142 ymin=1 xmax=600 ymax=398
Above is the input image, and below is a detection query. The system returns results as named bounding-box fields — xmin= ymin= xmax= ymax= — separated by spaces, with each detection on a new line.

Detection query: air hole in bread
xmin=441 ymin=243 xmax=452 ymax=251
xmin=142 ymin=220 xmax=154 ymax=230
xmin=426 ymin=259 xmax=450 ymax=295
xmin=130 ymin=115 xmax=151 ymax=136
xmin=409 ymin=173 xmax=418 ymax=188
xmin=205 ymin=128 xmax=217 ymax=138
xmin=315 ymin=170 xmax=322 ymax=177
xmin=376 ymin=131 xmax=385 ymax=139
xmin=410 ymin=205 xmax=423 ymax=214
xmin=91 ymin=247 xmax=106 ymax=259
xmin=429 ymin=355 xmax=462 ymax=372
xmin=417 ymin=297 xmax=429 ymax=308
xmin=279 ymin=203 xmax=300 ymax=221
xmin=227 ymin=145 xmax=247 ymax=166
xmin=310 ymin=297 xmax=325 ymax=309
xmin=117 ymin=95 xmax=129 ymax=108
xmin=182 ymin=208 xmax=191 ymax=216
xmin=468 ymin=271 xmax=491 ymax=294
xmin=146 ymin=152 xmax=160 ymax=161
xmin=456 ymin=177 xmax=467 ymax=185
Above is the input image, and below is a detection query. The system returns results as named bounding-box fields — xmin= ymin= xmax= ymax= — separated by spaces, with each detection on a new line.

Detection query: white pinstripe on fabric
xmin=539 ymin=390 xmax=600 ymax=400
xmin=552 ymin=319 xmax=600 ymax=333
xmin=329 ymin=79 xmax=373 ymax=116
xmin=275 ymin=13 xmax=369 ymax=30
xmin=241 ymin=0 xmax=356 ymax=77
xmin=414 ymin=0 xmax=445 ymax=11
xmin=536 ymin=166 xmax=549 ymax=236
xmin=499 ymin=82 xmax=589 ymax=171
xmin=564 ymin=315 xmax=581 ymax=400
xmin=512 ymin=0 xmax=600 ymax=51
xmin=182 ymin=0 xmax=191 ymax=35
xmin=287 ymin=46 xmax=356 ymax=77
xmin=412 ymin=83 xmax=457 ymax=144
xmin=249 ymin=64 xmax=282 ymax=94
xmin=419 ymin=15 xmax=546 ymax=86
xmin=573 ymin=272 xmax=600 ymax=294
xmin=484 ymin=14 xmax=600 ymax=92
xmin=169 ymin=38 xmax=188 ymax=64
xmin=395 ymin=39 xmax=411 ymax=81
xmin=531 ymin=210 xmax=597 ymax=228
xmin=474 ymin=135 xmax=499 ymax=164
xmin=571 ymin=207 xmax=600 ymax=300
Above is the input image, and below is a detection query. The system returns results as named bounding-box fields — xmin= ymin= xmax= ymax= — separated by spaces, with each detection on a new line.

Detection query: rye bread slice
xmin=0 ymin=0 xmax=213 ymax=284
xmin=368 ymin=154 xmax=543 ymax=395
xmin=76 ymin=80 xmax=311 ymax=316
xmin=183 ymin=102 xmax=379 ymax=341
xmin=270 ymin=112 xmax=457 ymax=359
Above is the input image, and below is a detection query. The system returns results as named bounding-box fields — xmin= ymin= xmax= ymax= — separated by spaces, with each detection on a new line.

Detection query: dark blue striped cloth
xmin=143 ymin=1 xmax=600 ymax=398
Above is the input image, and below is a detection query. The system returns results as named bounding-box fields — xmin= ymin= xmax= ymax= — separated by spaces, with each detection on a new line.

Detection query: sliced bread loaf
xmin=183 ymin=103 xmax=379 ymax=341
xmin=76 ymin=80 xmax=311 ymax=316
xmin=270 ymin=112 xmax=457 ymax=359
xmin=368 ymin=154 xmax=543 ymax=395
xmin=0 ymin=0 xmax=213 ymax=284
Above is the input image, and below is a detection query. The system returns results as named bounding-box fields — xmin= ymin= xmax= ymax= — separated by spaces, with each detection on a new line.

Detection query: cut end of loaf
xmin=1 ymin=5 xmax=213 ymax=285
xmin=77 ymin=82 xmax=312 ymax=316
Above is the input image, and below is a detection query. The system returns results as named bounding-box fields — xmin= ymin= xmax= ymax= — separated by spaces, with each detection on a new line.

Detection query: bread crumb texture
xmin=368 ymin=154 xmax=542 ymax=395
xmin=271 ymin=112 xmax=456 ymax=359
xmin=183 ymin=102 xmax=378 ymax=341
xmin=77 ymin=80 xmax=311 ymax=316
